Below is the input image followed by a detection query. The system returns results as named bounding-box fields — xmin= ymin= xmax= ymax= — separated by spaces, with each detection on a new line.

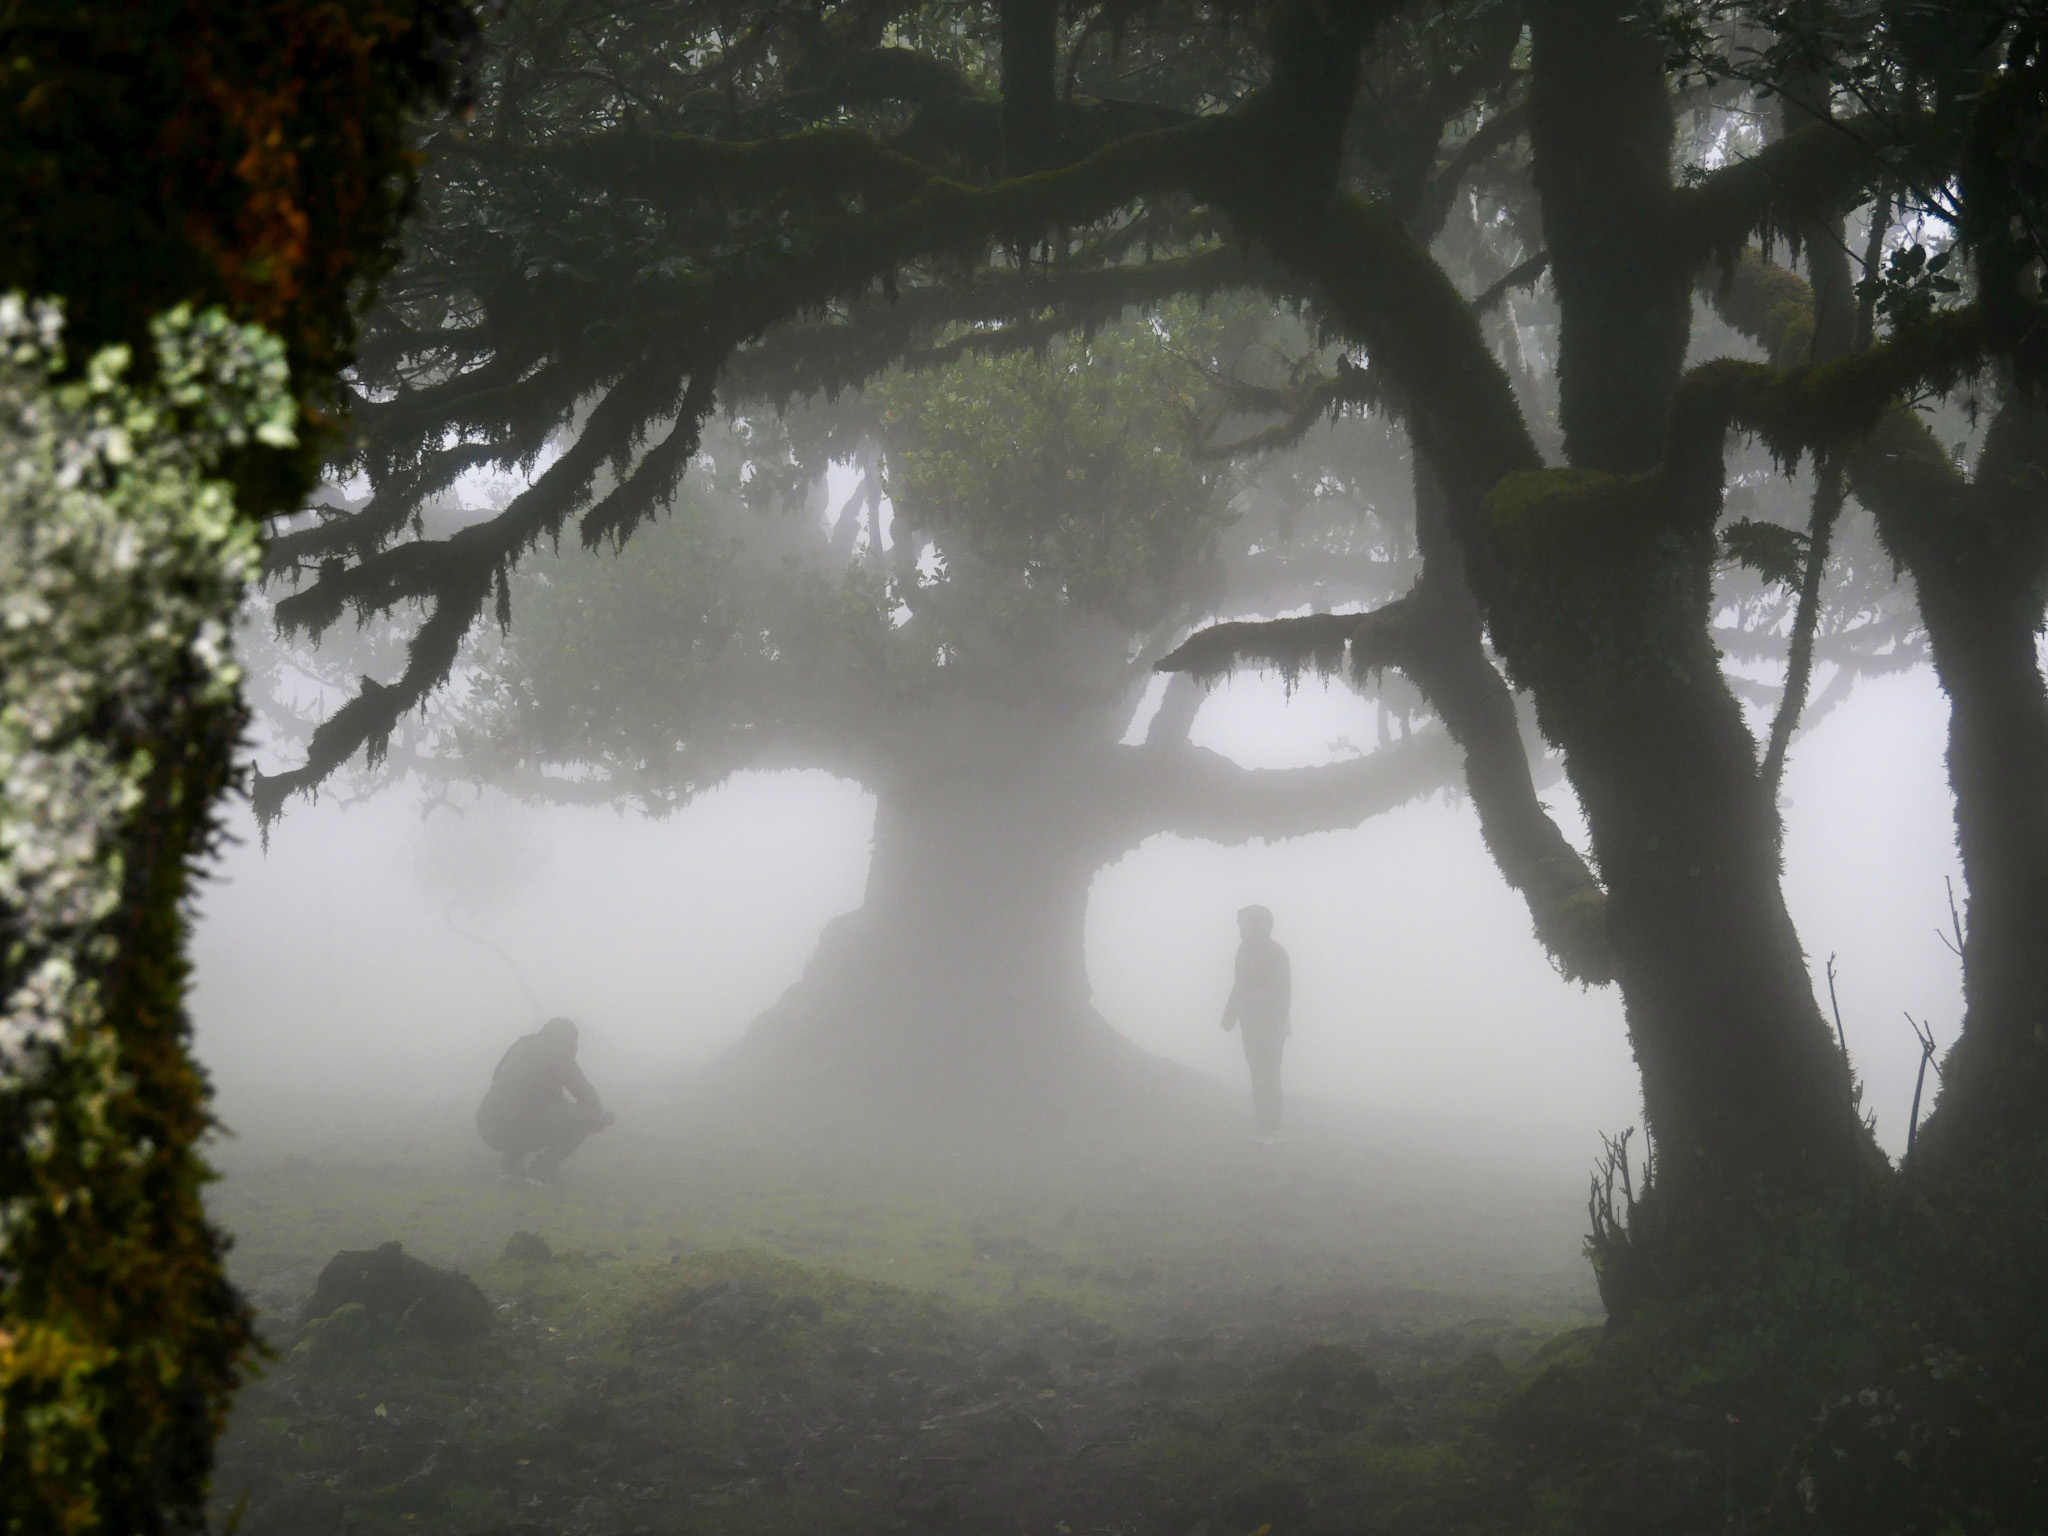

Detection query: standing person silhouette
xmin=1220 ymin=905 xmax=1291 ymax=1144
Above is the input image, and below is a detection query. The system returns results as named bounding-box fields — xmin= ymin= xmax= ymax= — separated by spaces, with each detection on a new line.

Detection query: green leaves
xmin=1719 ymin=517 xmax=1811 ymax=588
xmin=1854 ymin=241 xmax=1963 ymax=327
xmin=874 ymin=311 xmax=1233 ymax=628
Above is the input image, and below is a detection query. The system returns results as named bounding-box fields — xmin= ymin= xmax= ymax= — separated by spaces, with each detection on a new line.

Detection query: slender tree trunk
xmin=999 ymin=0 xmax=1060 ymax=175
xmin=1893 ymin=395 xmax=2048 ymax=1166
xmin=1703 ymin=253 xmax=2048 ymax=1171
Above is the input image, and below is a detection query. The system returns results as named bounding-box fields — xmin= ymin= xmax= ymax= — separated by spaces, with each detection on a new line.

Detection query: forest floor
xmin=204 ymin=1079 xmax=1608 ymax=1536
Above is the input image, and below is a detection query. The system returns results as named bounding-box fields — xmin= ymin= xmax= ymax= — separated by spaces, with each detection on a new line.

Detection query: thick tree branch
xmin=255 ymin=354 xmax=710 ymax=823
xmin=1127 ymin=729 xmax=1462 ymax=846
xmin=1156 ymin=592 xmax=1615 ymax=985
xmin=1669 ymin=111 xmax=1922 ymax=265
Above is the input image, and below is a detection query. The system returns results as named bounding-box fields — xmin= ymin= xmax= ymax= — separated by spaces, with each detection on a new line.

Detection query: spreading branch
xmin=1157 ymin=592 xmax=1614 ymax=985
xmin=1126 ymin=729 xmax=1462 ymax=845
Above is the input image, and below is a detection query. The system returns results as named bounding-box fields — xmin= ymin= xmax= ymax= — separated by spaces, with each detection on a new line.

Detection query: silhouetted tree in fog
xmin=349 ymin=314 xmax=1474 ymax=1102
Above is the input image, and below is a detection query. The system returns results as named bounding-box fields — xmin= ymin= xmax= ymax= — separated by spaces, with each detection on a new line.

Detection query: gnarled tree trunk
xmin=719 ymin=702 xmax=1163 ymax=1114
xmin=1877 ymin=393 xmax=2048 ymax=1168
xmin=1504 ymin=0 xmax=1865 ymax=1230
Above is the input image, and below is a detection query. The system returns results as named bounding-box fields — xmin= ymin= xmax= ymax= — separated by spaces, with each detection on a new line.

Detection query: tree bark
xmin=1527 ymin=0 xmax=1691 ymax=474
xmin=1504 ymin=2 xmax=1866 ymax=1215
xmin=999 ymin=0 xmax=1060 ymax=175
xmin=1885 ymin=395 xmax=2048 ymax=1166
xmin=1486 ymin=457 xmax=1865 ymax=1213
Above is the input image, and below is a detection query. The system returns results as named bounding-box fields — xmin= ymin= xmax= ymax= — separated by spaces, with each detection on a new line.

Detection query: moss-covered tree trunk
xmin=1498 ymin=0 xmax=1864 ymax=1236
xmin=1488 ymin=461 xmax=1865 ymax=1225
xmin=0 ymin=4 xmax=466 ymax=1525
xmin=1884 ymin=394 xmax=2048 ymax=1169
xmin=0 ymin=306 xmax=286 ymax=1534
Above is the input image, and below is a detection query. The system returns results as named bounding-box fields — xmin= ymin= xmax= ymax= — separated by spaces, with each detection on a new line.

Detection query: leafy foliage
xmin=427 ymin=304 xmax=1399 ymax=808
xmin=877 ymin=316 xmax=1233 ymax=628
xmin=1719 ymin=516 xmax=1810 ymax=586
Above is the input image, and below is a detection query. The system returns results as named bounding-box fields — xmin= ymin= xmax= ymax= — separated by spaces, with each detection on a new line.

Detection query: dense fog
xmin=192 ymin=643 xmax=1963 ymax=1163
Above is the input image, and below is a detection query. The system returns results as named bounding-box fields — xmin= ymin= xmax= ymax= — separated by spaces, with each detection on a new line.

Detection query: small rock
xmin=502 ymin=1230 xmax=553 ymax=1263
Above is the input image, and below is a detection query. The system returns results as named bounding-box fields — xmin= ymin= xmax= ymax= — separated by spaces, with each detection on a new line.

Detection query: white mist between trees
xmin=193 ymin=658 xmax=1958 ymax=1165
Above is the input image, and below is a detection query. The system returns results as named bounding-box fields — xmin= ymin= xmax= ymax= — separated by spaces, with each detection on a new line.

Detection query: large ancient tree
xmin=274 ymin=313 xmax=1470 ymax=1101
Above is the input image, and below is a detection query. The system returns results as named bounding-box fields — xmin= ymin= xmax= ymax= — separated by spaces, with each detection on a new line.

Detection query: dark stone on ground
xmin=502 ymin=1229 xmax=553 ymax=1262
xmin=298 ymin=1239 xmax=492 ymax=1342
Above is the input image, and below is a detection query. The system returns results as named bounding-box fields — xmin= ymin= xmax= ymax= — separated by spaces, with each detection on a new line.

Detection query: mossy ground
xmin=203 ymin=1084 xmax=1606 ymax=1536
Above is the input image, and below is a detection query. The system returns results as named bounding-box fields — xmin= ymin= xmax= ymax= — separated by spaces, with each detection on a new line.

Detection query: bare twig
xmin=1937 ymin=875 xmax=1966 ymax=959
xmin=1902 ymin=1011 xmax=1941 ymax=1159
xmin=444 ymin=898 xmax=546 ymax=1017
xmin=1824 ymin=953 xmax=1850 ymax=1060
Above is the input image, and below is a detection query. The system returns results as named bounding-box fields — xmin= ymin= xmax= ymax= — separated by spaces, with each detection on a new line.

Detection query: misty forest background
xmin=3 ymin=0 xmax=2047 ymax=1534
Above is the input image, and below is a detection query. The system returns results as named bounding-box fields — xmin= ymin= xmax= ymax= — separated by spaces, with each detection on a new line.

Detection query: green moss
xmin=0 ymin=304 xmax=295 ymax=1534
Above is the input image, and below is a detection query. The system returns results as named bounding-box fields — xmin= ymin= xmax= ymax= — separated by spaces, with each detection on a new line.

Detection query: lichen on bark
xmin=1 ymin=296 xmax=288 ymax=1533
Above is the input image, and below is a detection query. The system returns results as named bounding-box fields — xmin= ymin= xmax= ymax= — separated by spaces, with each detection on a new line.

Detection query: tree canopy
xmin=247 ymin=0 xmax=2048 ymax=1520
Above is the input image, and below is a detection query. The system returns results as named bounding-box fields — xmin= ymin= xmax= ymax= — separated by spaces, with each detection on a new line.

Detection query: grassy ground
xmin=205 ymin=1082 xmax=1607 ymax=1536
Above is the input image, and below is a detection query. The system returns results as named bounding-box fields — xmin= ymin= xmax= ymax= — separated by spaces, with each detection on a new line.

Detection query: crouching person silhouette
xmin=477 ymin=1017 xmax=616 ymax=1184
xmin=1220 ymin=905 xmax=1291 ymax=1144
